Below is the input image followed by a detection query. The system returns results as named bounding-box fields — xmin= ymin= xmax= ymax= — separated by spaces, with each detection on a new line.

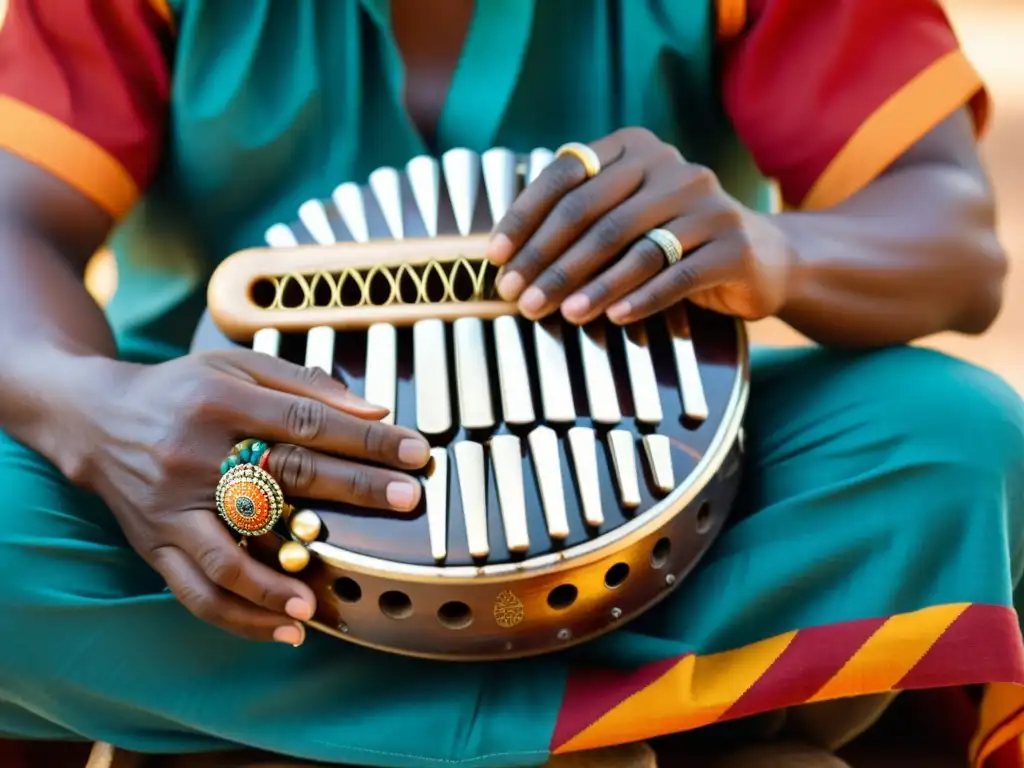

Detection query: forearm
xmin=0 ymin=221 xmax=120 ymax=467
xmin=775 ymin=160 xmax=1006 ymax=348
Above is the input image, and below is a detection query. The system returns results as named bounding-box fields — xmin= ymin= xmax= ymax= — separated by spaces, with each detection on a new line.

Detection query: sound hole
xmin=379 ymin=590 xmax=413 ymax=619
xmin=437 ymin=601 xmax=473 ymax=630
xmin=547 ymin=584 xmax=578 ymax=611
xmin=695 ymin=501 xmax=713 ymax=534
xmin=251 ymin=278 xmax=275 ymax=309
xmin=651 ymin=537 xmax=672 ymax=569
xmin=604 ymin=562 xmax=630 ymax=589
xmin=334 ymin=577 xmax=362 ymax=604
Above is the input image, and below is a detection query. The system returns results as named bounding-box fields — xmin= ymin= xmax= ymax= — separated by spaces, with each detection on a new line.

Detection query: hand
xmin=69 ymin=351 xmax=431 ymax=645
xmin=487 ymin=127 xmax=796 ymax=325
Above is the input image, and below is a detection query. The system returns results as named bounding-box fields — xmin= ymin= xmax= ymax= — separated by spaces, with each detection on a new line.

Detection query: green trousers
xmin=0 ymin=346 xmax=1022 ymax=768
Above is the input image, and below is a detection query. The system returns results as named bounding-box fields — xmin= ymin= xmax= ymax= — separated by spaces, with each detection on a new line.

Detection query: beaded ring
xmin=216 ymin=439 xmax=283 ymax=536
xmin=220 ymin=438 xmax=271 ymax=475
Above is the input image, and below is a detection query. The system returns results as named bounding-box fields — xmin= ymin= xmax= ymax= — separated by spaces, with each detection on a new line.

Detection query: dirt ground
xmin=83 ymin=0 xmax=1024 ymax=392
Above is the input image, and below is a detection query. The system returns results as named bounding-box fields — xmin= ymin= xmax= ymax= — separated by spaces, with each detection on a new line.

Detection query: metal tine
xmin=294 ymin=202 xmax=339 ymax=374
xmin=441 ymin=148 xmax=481 ymax=236
xmin=297 ymin=200 xmax=337 ymax=246
xmin=368 ymin=166 xmax=405 ymax=240
xmin=406 ymin=155 xmax=441 ymax=238
xmin=332 ymin=177 xmax=396 ymax=421
xmin=481 ymin=148 xmax=518 ymax=226
xmin=251 ymin=224 xmax=300 ymax=357
xmin=527 ymin=148 xmax=555 ymax=185
xmin=331 ymin=181 xmax=370 ymax=243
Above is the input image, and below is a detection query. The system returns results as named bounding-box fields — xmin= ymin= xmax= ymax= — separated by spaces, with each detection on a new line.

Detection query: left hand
xmin=487 ymin=128 xmax=797 ymax=325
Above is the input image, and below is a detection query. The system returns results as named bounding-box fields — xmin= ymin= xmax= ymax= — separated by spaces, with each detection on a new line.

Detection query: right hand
xmin=69 ymin=350 xmax=432 ymax=645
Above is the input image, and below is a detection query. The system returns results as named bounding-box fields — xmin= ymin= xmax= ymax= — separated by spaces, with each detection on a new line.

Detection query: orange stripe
xmin=0 ymin=96 xmax=139 ymax=219
xmin=972 ymin=684 xmax=1024 ymax=766
xmin=716 ymin=0 xmax=747 ymax=41
xmin=801 ymin=50 xmax=988 ymax=211
xmin=0 ymin=0 xmax=9 ymax=34
xmin=554 ymin=631 xmax=796 ymax=752
xmin=975 ymin=708 xmax=1024 ymax=767
xmin=809 ymin=604 xmax=969 ymax=702
xmin=147 ymin=0 xmax=175 ymax=31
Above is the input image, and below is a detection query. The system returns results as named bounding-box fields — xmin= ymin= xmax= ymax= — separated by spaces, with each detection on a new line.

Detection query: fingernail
xmin=386 ymin=481 xmax=419 ymax=510
xmin=497 ymin=271 xmax=525 ymax=301
xmin=518 ymin=286 xmax=546 ymax=316
xmin=562 ymin=293 xmax=590 ymax=319
xmin=274 ymin=624 xmax=304 ymax=646
xmin=607 ymin=301 xmax=631 ymax=323
xmin=487 ymin=233 xmax=514 ymax=264
xmin=285 ymin=597 xmax=314 ymax=621
xmin=398 ymin=438 xmax=430 ymax=467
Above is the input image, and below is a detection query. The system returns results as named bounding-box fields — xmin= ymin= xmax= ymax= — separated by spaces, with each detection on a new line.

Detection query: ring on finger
xmin=644 ymin=227 xmax=684 ymax=267
xmin=217 ymin=439 xmax=286 ymax=537
xmin=555 ymin=142 xmax=602 ymax=179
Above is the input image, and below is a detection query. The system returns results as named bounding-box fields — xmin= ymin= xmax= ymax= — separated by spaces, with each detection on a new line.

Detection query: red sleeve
xmin=0 ymin=0 xmax=173 ymax=219
xmin=718 ymin=0 xmax=989 ymax=211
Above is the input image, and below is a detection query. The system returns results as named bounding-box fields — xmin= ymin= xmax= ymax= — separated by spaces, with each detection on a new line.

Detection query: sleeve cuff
xmin=799 ymin=49 xmax=989 ymax=211
xmin=0 ymin=95 xmax=140 ymax=219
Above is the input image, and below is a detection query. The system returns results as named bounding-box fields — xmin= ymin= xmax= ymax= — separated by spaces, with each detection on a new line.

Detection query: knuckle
xmin=179 ymin=585 xmax=217 ymax=622
xmin=671 ymin=265 xmax=701 ymax=292
xmin=273 ymin=444 xmax=317 ymax=493
xmin=344 ymin=468 xmax=377 ymax=504
xmin=499 ymin=207 xmax=529 ymax=239
xmin=619 ymin=126 xmax=655 ymax=145
xmin=592 ymin=214 xmax=627 ymax=250
xmin=541 ymin=264 xmax=570 ymax=294
xmin=361 ymin=421 xmax=389 ymax=460
xmin=284 ymin=397 xmax=328 ymax=443
xmin=198 ymin=545 xmax=243 ymax=589
xmin=294 ymin=364 xmax=332 ymax=390
xmin=688 ymin=164 xmax=719 ymax=192
xmin=553 ymin=192 xmax=592 ymax=228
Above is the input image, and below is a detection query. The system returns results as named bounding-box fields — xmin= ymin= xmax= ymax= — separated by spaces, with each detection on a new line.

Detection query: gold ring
xmin=216 ymin=464 xmax=286 ymax=536
xmin=555 ymin=142 xmax=602 ymax=178
xmin=644 ymin=228 xmax=684 ymax=267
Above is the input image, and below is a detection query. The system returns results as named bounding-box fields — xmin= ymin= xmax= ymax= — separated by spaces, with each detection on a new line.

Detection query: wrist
xmin=26 ymin=354 xmax=141 ymax=486
xmin=768 ymin=213 xmax=811 ymax=320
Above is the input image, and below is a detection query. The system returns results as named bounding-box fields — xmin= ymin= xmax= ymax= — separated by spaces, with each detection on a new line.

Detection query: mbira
xmin=192 ymin=147 xmax=750 ymax=660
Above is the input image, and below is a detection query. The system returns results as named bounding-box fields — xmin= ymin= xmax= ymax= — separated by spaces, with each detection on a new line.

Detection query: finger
xmin=231 ymin=385 xmax=431 ymax=470
xmin=561 ymin=237 xmax=667 ymax=324
xmin=153 ymin=543 xmax=308 ymax=644
xmin=499 ymin=163 xmax=645 ymax=311
xmin=562 ymin=210 xmax=719 ymax=324
xmin=487 ymin=134 xmax=627 ymax=267
xmin=607 ymin=239 xmax=740 ymax=324
xmin=522 ymin=185 xmax=681 ymax=320
xmin=268 ymin=444 xmax=422 ymax=513
xmin=211 ymin=350 xmax=390 ymax=420
xmin=173 ymin=511 xmax=318 ymax=621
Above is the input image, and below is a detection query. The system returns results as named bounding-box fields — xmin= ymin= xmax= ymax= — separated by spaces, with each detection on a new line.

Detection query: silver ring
xmin=644 ymin=228 xmax=684 ymax=266
xmin=554 ymin=142 xmax=602 ymax=178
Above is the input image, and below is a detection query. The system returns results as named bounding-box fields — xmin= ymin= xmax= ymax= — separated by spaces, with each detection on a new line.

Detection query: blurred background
xmin=83 ymin=0 xmax=1024 ymax=392
xmin=748 ymin=0 xmax=1024 ymax=392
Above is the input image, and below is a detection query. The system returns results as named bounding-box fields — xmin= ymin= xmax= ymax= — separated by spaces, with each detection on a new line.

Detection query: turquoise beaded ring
xmin=220 ymin=438 xmax=272 ymax=475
